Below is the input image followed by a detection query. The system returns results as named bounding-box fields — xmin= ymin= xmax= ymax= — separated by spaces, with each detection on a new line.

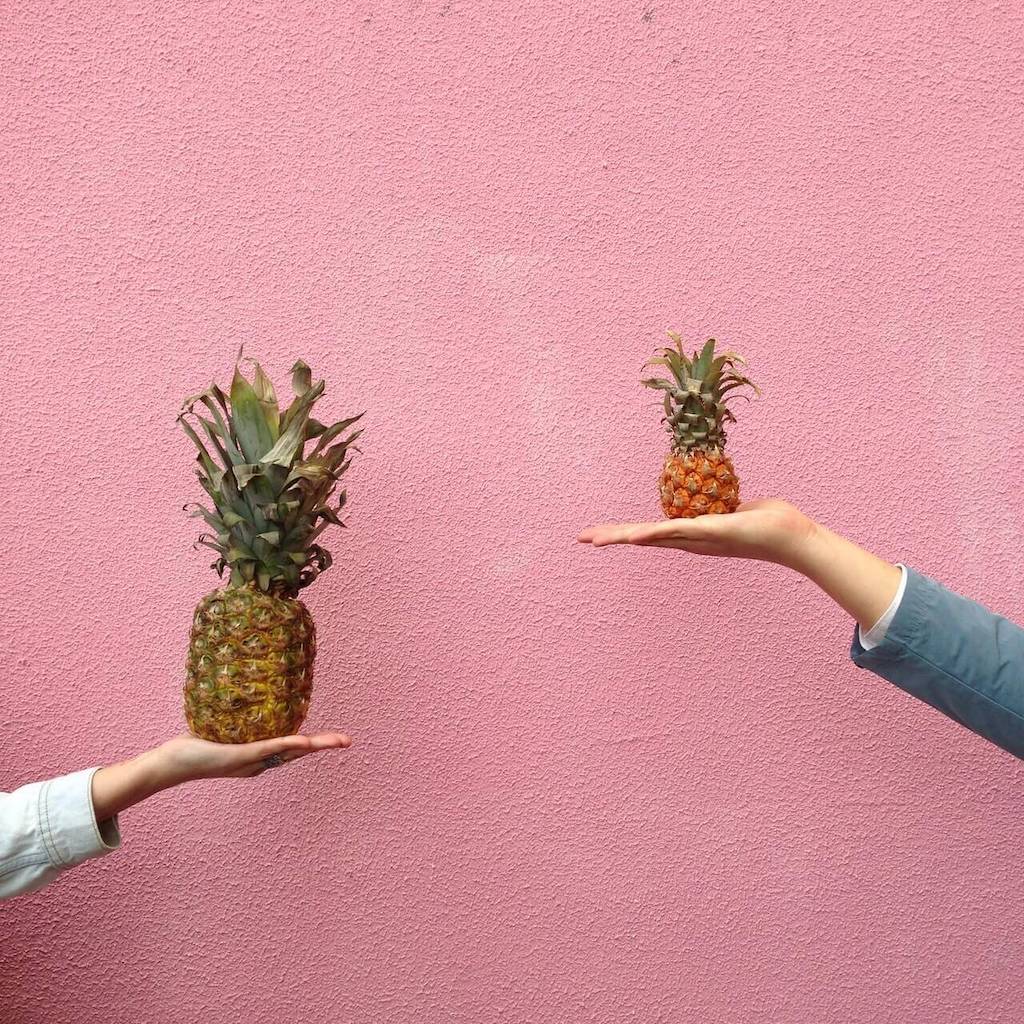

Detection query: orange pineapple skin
xmin=659 ymin=450 xmax=739 ymax=518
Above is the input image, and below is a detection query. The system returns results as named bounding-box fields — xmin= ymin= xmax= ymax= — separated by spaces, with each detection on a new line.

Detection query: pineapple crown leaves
xmin=641 ymin=334 xmax=759 ymax=453
xmin=178 ymin=357 xmax=364 ymax=597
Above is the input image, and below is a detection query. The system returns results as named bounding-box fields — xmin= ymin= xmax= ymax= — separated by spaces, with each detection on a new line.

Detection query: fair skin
xmin=577 ymin=499 xmax=903 ymax=632
xmin=91 ymin=731 xmax=351 ymax=821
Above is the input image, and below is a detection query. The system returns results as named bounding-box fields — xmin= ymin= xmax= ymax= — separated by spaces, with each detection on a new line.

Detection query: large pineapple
xmin=642 ymin=334 xmax=758 ymax=519
xmin=178 ymin=358 xmax=363 ymax=742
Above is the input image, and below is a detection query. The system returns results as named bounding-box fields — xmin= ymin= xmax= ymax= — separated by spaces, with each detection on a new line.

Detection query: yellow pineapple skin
xmin=184 ymin=587 xmax=316 ymax=743
xmin=659 ymin=450 xmax=739 ymax=519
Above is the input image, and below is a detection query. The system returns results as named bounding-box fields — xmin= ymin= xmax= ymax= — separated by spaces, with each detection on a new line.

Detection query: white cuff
xmin=36 ymin=767 xmax=121 ymax=870
xmin=859 ymin=565 xmax=908 ymax=651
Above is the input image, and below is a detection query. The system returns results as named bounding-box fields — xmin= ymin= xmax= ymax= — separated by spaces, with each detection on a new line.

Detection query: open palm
xmin=577 ymin=499 xmax=817 ymax=567
xmin=160 ymin=731 xmax=351 ymax=781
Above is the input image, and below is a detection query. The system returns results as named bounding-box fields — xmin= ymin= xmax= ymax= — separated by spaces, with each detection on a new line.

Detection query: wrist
xmin=91 ymin=748 xmax=177 ymax=821
xmin=783 ymin=519 xmax=903 ymax=628
xmin=790 ymin=519 xmax=837 ymax=577
xmin=134 ymin=744 xmax=189 ymax=793
xmin=769 ymin=511 xmax=827 ymax=575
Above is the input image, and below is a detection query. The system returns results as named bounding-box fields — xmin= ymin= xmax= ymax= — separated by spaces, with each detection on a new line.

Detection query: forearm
xmin=791 ymin=522 xmax=903 ymax=632
xmin=90 ymin=748 xmax=183 ymax=821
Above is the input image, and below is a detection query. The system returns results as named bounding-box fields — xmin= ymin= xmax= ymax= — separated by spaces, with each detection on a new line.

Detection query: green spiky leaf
xmin=181 ymin=356 xmax=364 ymax=597
xmin=644 ymin=332 xmax=757 ymax=455
xmin=230 ymin=366 xmax=278 ymax=462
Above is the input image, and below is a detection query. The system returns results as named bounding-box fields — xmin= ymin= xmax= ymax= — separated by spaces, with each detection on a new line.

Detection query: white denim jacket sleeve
xmin=0 ymin=767 xmax=121 ymax=901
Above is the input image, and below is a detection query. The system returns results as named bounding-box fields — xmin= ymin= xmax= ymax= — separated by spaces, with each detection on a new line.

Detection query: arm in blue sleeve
xmin=851 ymin=567 xmax=1024 ymax=760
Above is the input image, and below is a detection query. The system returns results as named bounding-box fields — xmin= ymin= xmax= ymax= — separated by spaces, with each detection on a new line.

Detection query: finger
xmin=240 ymin=731 xmax=350 ymax=763
xmin=640 ymin=537 xmax=722 ymax=554
xmin=580 ymin=516 xmax=736 ymax=552
xmin=284 ymin=741 xmax=356 ymax=765
xmin=304 ymin=731 xmax=352 ymax=750
xmin=577 ymin=522 xmax=643 ymax=544
xmin=587 ymin=521 xmax=703 ymax=547
xmin=235 ymin=732 xmax=352 ymax=773
xmin=577 ymin=523 xmax=653 ymax=546
xmin=625 ymin=522 xmax=710 ymax=545
xmin=234 ymin=735 xmax=314 ymax=763
xmin=274 ymin=748 xmax=319 ymax=766
xmin=233 ymin=753 xmax=299 ymax=778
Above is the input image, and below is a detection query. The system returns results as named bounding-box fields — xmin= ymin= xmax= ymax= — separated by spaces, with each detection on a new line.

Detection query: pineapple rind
xmin=659 ymin=450 xmax=739 ymax=518
xmin=185 ymin=586 xmax=316 ymax=743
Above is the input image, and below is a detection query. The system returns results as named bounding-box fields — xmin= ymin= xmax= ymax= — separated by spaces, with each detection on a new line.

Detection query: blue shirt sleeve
xmin=851 ymin=567 xmax=1024 ymax=760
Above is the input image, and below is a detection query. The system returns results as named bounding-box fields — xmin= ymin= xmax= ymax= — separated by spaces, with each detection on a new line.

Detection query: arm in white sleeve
xmin=0 ymin=768 xmax=121 ymax=901
xmin=859 ymin=564 xmax=908 ymax=650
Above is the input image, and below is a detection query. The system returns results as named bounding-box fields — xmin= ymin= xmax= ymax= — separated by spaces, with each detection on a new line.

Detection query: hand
xmin=92 ymin=731 xmax=352 ymax=820
xmin=154 ymin=731 xmax=352 ymax=784
xmin=577 ymin=499 xmax=818 ymax=569
xmin=579 ymin=498 xmax=903 ymax=631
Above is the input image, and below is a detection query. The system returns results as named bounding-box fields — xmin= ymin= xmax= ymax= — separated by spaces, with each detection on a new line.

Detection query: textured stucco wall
xmin=2 ymin=3 xmax=1023 ymax=1022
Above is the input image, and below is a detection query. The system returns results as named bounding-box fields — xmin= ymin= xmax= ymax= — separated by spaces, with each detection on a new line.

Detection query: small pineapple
xmin=642 ymin=334 xmax=758 ymax=519
xmin=179 ymin=358 xmax=363 ymax=742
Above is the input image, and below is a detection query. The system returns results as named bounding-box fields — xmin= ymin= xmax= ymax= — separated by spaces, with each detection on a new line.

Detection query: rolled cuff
xmin=859 ymin=564 xmax=908 ymax=650
xmin=37 ymin=767 xmax=121 ymax=870
xmin=850 ymin=566 xmax=930 ymax=665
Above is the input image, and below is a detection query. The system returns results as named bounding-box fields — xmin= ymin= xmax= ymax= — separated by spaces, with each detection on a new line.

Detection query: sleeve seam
xmin=0 ymin=855 xmax=54 ymax=880
xmin=881 ymin=636 xmax=1024 ymax=729
xmin=36 ymin=780 xmax=66 ymax=868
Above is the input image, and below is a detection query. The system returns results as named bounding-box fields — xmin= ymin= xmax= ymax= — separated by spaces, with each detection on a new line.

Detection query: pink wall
xmin=2 ymin=3 xmax=1023 ymax=1022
